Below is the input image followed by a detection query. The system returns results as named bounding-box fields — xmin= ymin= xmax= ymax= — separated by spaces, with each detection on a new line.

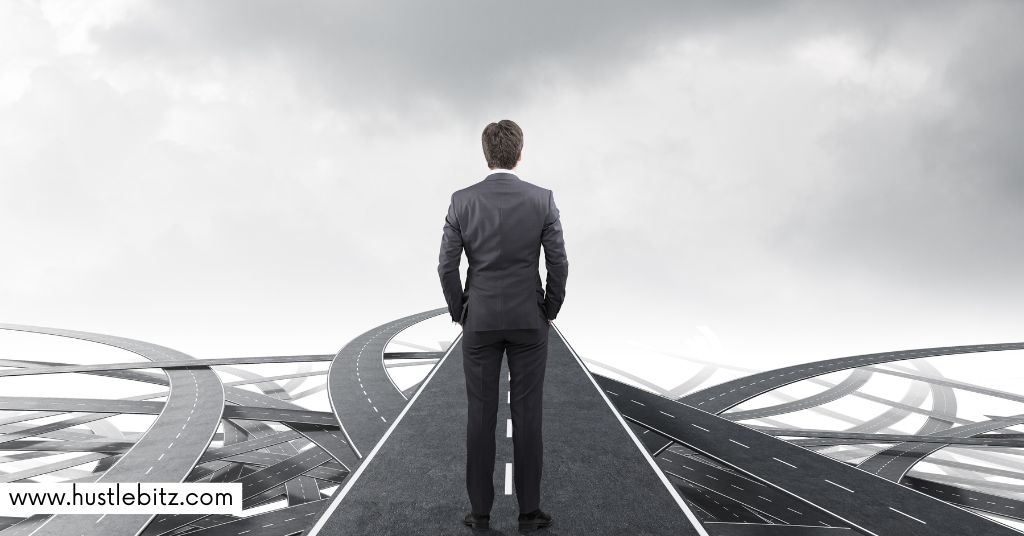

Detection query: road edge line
xmin=306 ymin=329 xmax=464 ymax=536
xmin=550 ymin=322 xmax=711 ymax=536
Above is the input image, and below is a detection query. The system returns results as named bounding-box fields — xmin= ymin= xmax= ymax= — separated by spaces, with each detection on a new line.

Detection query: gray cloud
xmin=91 ymin=1 xmax=953 ymax=120
xmin=781 ymin=1 xmax=1024 ymax=297
xmin=1 ymin=0 xmax=1022 ymax=376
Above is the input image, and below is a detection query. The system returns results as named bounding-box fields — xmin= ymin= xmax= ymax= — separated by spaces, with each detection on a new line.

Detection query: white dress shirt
xmin=487 ymin=167 xmax=517 ymax=177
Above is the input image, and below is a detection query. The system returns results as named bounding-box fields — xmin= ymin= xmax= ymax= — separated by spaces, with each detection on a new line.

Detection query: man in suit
xmin=438 ymin=119 xmax=568 ymax=532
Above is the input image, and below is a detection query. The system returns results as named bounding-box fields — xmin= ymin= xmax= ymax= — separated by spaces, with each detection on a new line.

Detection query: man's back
xmin=438 ymin=172 xmax=568 ymax=331
xmin=440 ymin=120 xmax=563 ymax=530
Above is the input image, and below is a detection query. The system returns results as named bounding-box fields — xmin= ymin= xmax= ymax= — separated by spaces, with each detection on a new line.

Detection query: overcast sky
xmin=2 ymin=0 xmax=1023 ymax=390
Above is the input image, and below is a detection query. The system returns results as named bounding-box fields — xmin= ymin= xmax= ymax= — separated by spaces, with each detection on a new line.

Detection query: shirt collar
xmin=485 ymin=167 xmax=518 ymax=179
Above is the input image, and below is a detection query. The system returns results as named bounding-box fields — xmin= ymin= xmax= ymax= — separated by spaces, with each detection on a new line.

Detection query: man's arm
xmin=541 ymin=189 xmax=568 ymax=320
xmin=438 ymin=193 xmax=466 ymax=324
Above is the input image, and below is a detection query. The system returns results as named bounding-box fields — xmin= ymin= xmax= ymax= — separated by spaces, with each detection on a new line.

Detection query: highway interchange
xmin=0 ymin=312 xmax=1022 ymax=535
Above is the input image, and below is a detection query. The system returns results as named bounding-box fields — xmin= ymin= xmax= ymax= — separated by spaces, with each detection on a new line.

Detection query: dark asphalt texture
xmin=317 ymin=327 xmax=703 ymax=535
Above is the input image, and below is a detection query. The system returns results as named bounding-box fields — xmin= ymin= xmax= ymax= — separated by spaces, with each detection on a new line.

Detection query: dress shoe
xmin=518 ymin=509 xmax=552 ymax=532
xmin=464 ymin=511 xmax=490 ymax=530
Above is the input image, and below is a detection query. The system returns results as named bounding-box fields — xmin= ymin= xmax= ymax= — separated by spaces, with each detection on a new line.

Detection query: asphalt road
xmin=237 ymin=449 xmax=334 ymax=508
xmin=681 ymin=342 xmax=1024 ymax=414
xmin=169 ymin=498 xmax=330 ymax=536
xmin=217 ymin=451 xmax=347 ymax=483
xmin=721 ymin=370 xmax=872 ymax=422
xmin=0 ymin=354 xmax=335 ymax=378
xmin=197 ymin=431 xmax=305 ymax=463
xmin=905 ymin=476 xmax=1024 ymax=521
xmin=6 ymin=315 xmax=1021 ymax=536
xmin=0 ymin=314 xmax=450 ymax=536
xmin=221 ymin=384 xmax=357 ymax=470
xmin=866 ymin=364 xmax=1024 ymax=404
xmin=138 ymin=312 xmax=449 ymax=536
xmin=599 ymin=375 xmax=1022 ymax=536
xmin=856 ymin=415 xmax=1024 ymax=481
xmin=0 ymin=350 xmax=351 ymax=514
xmin=0 ymin=439 xmax=134 ymax=453
xmin=327 ymin=307 xmax=448 ymax=459
xmin=749 ymin=427 xmax=1024 ymax=447
xmin=655 ymin=446 xmax=850 ymax=528
xmin=703 ymin=522 xmax=854 ymax=535
xmin=312 ymin=324 xmax=707 ymax=536
xmin=0 ymin=323 xmax=226 ymax=536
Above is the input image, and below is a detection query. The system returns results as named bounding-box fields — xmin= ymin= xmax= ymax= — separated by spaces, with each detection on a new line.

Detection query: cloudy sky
xmin=2 ymin=0 xmax=1022 ymax=389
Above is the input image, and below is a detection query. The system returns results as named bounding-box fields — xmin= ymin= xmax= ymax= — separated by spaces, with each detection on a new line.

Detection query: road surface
xmin=600 ymin=375 xmax=1021 ymax=536
xmin=311 ymin=324 xmax=707 ymax=535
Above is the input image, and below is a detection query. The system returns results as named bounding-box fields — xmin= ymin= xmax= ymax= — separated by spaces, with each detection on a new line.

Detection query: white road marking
xmin=825 ymin=479 xmax=854 ymax=493
xmin=506 ymin=419 xmax=513 ymax=438
xmin=889 ymin=507 xmax=927 ymax=524
xmin=691 ymin=424 xmax=710 ymax=432
xmin=728 ymin=439 xmax=749 ymax=449
xmin=505 ymin=463 xmax=513 ymax=495
xmin=772 ymin=457 xmax=797 ymax=469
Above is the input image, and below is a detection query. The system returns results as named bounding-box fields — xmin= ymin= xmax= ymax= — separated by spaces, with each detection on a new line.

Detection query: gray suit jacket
xmin=438 ymin=171 xmax=568 ymax=331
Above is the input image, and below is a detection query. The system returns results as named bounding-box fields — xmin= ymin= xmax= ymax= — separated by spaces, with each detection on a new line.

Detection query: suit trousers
xmin=462 ymin=324 xmax=549 ymax=515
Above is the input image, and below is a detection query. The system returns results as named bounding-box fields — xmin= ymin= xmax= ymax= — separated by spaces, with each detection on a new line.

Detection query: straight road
xmin=311 ymin=325 xmax=707 ymax=535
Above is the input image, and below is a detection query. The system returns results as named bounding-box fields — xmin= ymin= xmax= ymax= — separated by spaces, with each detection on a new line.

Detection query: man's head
xmin=481 ymin=119 xmax=523 ymax=170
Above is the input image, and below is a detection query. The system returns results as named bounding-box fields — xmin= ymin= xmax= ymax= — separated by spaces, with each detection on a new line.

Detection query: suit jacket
xmin=438 ymin=171 xmax=568 ymax=331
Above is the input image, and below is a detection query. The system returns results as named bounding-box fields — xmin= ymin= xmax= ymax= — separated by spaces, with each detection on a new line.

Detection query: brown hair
xmin=481 ymin=119 xmax=523 ymax=169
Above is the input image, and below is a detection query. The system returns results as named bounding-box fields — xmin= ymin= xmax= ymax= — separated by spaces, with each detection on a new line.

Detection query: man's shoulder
xmin=517 ymin=177 xmax=551 ymax=195
xmin=455 ymin=177 xmax=551 ymax=198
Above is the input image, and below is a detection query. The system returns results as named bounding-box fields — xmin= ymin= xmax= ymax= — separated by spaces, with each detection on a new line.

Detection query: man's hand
xmin=439 ymin=193 xmax=466 ymax=324
xmin=541 ymin=189 xmax=568 ymax=321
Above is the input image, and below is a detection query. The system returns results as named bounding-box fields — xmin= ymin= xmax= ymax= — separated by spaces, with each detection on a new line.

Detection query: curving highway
xmin=857 ymin=415 xmax=1024 ymax=481
xmin=722 ymin=369 xmax=872 ymax=422
xmin=5 ymin=314 xmax=1023 ymax=536
xmin=0 ymin=323 xmax=226 ymax=536
xmin=681 ymin=342 xmax=1024 ymax=414
xmin=326 ymin=307 xmax=447 ymax=459
xmin=600 ymin=374 xmax=1022 ymax=536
